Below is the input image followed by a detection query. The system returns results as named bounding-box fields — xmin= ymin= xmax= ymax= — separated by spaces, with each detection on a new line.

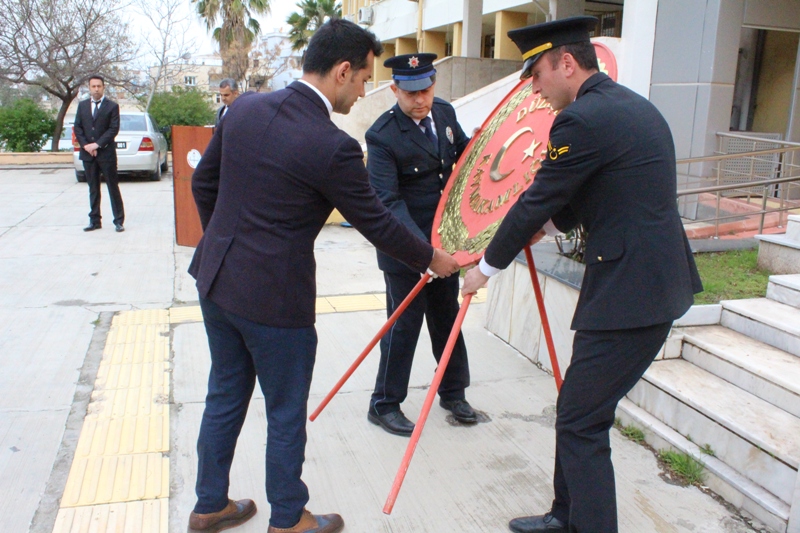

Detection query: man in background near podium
xmin=462 ymin=17 xmax=702 ymax=533
xmin=73 ymin=75 xmax=125 ymax=232
xmin=365 ymin=53 xmax=477 ymax=437
xmin=215 ymin=78 xmax=239 ymax=127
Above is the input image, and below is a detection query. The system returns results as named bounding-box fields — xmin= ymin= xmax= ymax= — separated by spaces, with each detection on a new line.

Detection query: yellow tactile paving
xmin=85 ymin=386 xmax=169 ymax=420
xmin=53 ymin=499 xmax=168 ymax=533
xmin=75 ymin=415 xmax=169 ymax=457
xmin=169 ymin=305 xmax=204 ymax=324
xmin=111 ymin=309 xmax=169 ymax=326
xmin=61 ymin=453 xmax=169 ymax=507
xmin=326 ymin=293 xmax=386 ymax=312
xmin=95 ymin=362 xmax=169 ymax=390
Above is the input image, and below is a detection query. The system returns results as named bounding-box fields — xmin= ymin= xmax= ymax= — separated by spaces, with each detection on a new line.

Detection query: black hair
xmin=545 ymin=42 xmax=599 ymax=71
xmin=88 ymin=75 xmax=105 ymax=85
xmin=303 ymin=18 xmax=384 ymax=76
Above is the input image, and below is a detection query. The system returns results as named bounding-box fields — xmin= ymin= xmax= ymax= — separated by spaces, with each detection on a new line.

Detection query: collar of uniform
xmin=576 ymin=72 xmax=609 ymax=100
xmin=412 ymin=112 xmax=433 ymax=127
xmin=296 ymin=79 xmax=333 ymax=116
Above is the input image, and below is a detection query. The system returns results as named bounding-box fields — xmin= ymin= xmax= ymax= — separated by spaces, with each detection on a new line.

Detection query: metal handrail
xmin=675 ymin=133 xmax=800 ymax=238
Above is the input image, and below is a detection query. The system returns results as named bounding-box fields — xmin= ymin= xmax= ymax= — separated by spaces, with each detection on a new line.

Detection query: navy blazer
xmin=73 ymin=97 xmax=120 ymax=162
xmin=189 ymin=82 xmax=434 ymax=328
xmin=484 ymin=73 xmax=702 ymax=331
xmin=366 ymin=97 xmax=469 ymax=273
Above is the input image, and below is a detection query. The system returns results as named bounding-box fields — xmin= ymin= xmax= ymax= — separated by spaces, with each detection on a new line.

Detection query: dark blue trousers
xmin=194 ymin=297 xmax=317 ymax=529
xmin=549 ymin=321 xmax=672 ymax=533
xmin=370 ymin=271 xmax=470 ymax=415
xmin=83 ymin=158 xmax=124 ymax=225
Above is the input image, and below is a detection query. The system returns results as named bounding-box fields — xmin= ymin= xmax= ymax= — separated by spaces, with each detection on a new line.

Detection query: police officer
xmin=462 ymin=17 xmax=702 ymax=533
xmin=366 ymin=53 xmax=477 ymax=437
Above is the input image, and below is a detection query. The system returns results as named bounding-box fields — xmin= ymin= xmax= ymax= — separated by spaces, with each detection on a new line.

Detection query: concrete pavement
xmin=0 ymin=167 xmax=766 ymax=532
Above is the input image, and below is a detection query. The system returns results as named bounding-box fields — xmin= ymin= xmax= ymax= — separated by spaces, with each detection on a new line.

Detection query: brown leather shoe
xmin=267 ymin=509 xmax=344 ymax=533
xmin=188 ymin=499 xmax=256 ymax=532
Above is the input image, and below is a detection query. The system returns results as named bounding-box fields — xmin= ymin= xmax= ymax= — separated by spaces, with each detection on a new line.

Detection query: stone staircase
xmin=617 ymin=215 xmax=800 ymax=533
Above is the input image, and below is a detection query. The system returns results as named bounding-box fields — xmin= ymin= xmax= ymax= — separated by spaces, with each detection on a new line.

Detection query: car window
xmin=148 ymin=115 xmax=159 ymax=132
xmin=119 ymin=115 xmax=148 ymax=131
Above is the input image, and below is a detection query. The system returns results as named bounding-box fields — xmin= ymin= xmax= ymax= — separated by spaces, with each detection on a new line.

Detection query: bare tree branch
xmin=0 ymin=0 xmax=136 ymax=150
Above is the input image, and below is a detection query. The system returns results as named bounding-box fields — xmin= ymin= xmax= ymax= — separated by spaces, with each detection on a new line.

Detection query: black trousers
xmin=549 ymin=321 xmax=672 ymax=533
xmin=84 ymin=157 xmax=124 ymax=225
xmin=369 ymin=271 xmax=470 ymax=415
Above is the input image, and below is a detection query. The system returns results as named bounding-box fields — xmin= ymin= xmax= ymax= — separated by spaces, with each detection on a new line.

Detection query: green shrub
xmin=659 ymin=449 xmax=705 ymax=485
xmin=0 ymin=99 xmax=56 ymax=152
xmin=147 ymin=87 xmax=215 ymax=148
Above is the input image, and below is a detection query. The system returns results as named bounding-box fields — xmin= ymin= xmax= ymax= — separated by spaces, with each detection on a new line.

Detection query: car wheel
xmin=149 ymin=162 xmax=162 ymax=181
xmin=76 ymin=171 xmax=86 ymax=183
xmin=160 ymin=156 xmax=168 ymax=172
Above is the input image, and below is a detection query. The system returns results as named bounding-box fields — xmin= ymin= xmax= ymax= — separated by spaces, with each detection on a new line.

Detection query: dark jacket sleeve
xmin=73 ymin=103 xmax=88 ymax=148
xmin=484 ymin=110 xmax=601 ymax=269
xmin=366 ymin=129 xmax=428 ymax=243
xmin=191 ymin=124 xmax=224 ymax=230
xmin=96 ymin=103 xmax=120 ymax=149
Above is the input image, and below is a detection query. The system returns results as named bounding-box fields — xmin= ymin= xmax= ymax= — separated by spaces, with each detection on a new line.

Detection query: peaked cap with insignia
xmin=384 ymin=53 xmax=437 ymax=91
xmin=508 ymin=16 xmax=598 ymax=80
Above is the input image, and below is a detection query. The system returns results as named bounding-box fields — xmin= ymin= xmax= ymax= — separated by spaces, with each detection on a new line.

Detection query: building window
xmin=483 ymin=34 xmax=495 ymax=59
xmin=215 ymin=94 xmax=221 ymax=103
xmin=185 ymin=76 xmax=197 ymax=86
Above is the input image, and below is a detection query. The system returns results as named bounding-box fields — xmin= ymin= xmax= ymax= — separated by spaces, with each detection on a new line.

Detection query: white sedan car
xmin=74 ymin=112 xmax=168 ymax=182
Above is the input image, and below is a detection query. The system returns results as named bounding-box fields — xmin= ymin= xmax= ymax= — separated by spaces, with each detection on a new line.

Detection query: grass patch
xmin=699 ymin=443 xmax=716 ymax=457
xmin=693 ymin=249 xmax=771 ymax=305
xmin=659 ymin=450 xmax=705 ymax=485
xmin=614 ymin=419 xmax=645 ymax=443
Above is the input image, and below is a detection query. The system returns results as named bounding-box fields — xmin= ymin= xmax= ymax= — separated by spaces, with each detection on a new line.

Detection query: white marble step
xmin=721 ymin=298 xmax=800 ymax=358
xmin=768 ymin=274 xmax=800 ymax=308
xmin=786 ymin=215 xmax=800 ymax=242
xmin=616 ymin=398 xmax=790 ymax=533
xmin=627 ymin=359 xmax=800 ymax=506
xmin=678 ymin=325 xmax=800 ymax=418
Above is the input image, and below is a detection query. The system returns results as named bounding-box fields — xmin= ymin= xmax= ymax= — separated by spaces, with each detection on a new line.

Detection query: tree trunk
xmin=51 ymin=94 xmax=76 ymax=152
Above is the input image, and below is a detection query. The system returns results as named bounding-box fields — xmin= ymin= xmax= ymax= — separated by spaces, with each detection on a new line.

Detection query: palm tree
xmin=193 ymin=0 xmax=270 ymax=84
xmin=286 ymin=0 xmax=342 ymax=59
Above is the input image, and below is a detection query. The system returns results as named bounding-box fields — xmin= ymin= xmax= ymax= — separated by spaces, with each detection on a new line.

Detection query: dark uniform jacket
xmin=73 ymin=97 xmax=120 ymax=162
xmin=366 ymin=97 xmax=469 ymax=273
xmin=189 ymin=82 xmax=434 ymax=328
xmin=484 ymin=73 xmax=702 ymax=331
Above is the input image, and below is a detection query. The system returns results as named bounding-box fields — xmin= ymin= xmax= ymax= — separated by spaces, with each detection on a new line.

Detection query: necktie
xmin=92 ymin=100 xmax=100 ymax=118
xmin=420 ymin=116 xmax=438 ymax=150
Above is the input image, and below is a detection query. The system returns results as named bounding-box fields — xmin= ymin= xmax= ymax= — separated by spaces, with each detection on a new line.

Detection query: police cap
xmin=508 ymin=16 xmax=598 ymax=79
xmin=384 ymin=53 xmax=437 ymax=91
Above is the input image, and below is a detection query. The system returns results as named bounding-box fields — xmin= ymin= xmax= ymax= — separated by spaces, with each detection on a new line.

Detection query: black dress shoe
xmin=439 ymin=399 xmax=478 ymax=423
xmin=509 ymin=513 xmax=568 ymax=533
xmin=83 ymin=223 xmax=101 ymax=231
xmin=368 ymin=410 xmax=415 ymax=437
xmin=115 ymin=223 xmax=124 ymax=232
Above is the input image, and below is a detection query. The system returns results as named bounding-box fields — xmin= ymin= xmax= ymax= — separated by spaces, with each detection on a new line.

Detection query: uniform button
xmin=439 ymin=173 xmax=443 ymax=178
xmin=414 ymin=168 xmax=418 ymax=172
xmin=441 ymin=159 xmax=445 ymax=164
xmin=597 ymin=256 xmax=603 ymax=261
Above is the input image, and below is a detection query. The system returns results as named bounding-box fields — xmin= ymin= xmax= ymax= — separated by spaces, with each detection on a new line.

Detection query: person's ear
xmin=335 ymin=61 xmax=351 ymax=84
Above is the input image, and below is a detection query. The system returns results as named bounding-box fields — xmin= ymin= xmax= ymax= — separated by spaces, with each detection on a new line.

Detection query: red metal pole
xmin=309 ymin=272 xmax=432 ymax=422
xmin=383 ymin=292 xmax=473 ymax=514
xmin=524 ymin=246 xmax=563 ymax=391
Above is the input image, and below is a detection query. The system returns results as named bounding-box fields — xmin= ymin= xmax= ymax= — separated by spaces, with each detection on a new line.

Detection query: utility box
xmin=172 ymin=125 xmax=214 ymax=247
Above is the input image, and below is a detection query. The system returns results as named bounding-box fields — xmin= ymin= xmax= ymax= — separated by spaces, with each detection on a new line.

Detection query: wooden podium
xmin=172 ymin=126 xmax=214 ymax=247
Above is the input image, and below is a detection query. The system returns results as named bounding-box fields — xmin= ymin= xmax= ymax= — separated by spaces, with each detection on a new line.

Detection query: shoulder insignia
xmin=371 ymin=110 xmax=396 ymax=132
xmin=547 ymin=140 xmax=570 ymax=161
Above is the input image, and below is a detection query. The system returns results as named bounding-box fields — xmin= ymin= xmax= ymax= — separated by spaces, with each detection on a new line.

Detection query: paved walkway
xmin=0 ymin=168 xmax=765 ymax=532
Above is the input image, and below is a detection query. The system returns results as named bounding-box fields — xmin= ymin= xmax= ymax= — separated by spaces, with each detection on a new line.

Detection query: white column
xmin=786 ymin=36 xmax=800 ymax=143
xmin=461 ymin=0 xmax=483 ymax=58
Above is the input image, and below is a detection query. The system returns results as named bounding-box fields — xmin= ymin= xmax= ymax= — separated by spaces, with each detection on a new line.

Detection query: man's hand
xmin=428 ymin=248 xmax=460 ymax=278
xmin=462 ymin=266 xmax=489 ymax=296
xmin=84 ymin=142 xmax=99 ymax=158
xmin=528 ymin=229 xmax=547 ymax=247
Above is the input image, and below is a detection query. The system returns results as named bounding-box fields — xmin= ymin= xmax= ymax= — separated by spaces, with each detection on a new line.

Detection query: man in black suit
xmin=187 ymin=20 xmax=460 ymax=533
xmin=73 ymin=75 xmax=124 ymax=232
xmin=462 ymin=17 xmax=702 ymax=533
xmin=366 ymin=53 xmax=477 ymax=437
xmin=214 ymin=78 xmax=239 ymax=127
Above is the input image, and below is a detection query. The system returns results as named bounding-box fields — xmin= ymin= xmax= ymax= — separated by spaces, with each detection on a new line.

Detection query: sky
xmin=129 ymin=0 xmax=300 ymax=63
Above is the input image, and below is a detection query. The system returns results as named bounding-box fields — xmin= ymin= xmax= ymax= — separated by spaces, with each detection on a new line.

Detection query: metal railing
xmin=676 ymin=132 xmax=800 ymax=238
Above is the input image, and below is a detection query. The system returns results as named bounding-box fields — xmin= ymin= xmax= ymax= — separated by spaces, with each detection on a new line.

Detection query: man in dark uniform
xmin=462 ymin=17 xmax=702 ymax=533
xmin=366 ymin=53 xmax=478 ymax=437
xmin=73 ymin=75 xmax=125 ymax=232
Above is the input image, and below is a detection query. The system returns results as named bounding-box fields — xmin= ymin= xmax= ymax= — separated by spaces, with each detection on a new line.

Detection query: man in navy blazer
xmin=187 ymin=20 xmax=460 ymax=533
xmin=73 ymin=75 xmax=125 ymax=232
xmin=463 ymin=17 xmax=702 ymax=533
